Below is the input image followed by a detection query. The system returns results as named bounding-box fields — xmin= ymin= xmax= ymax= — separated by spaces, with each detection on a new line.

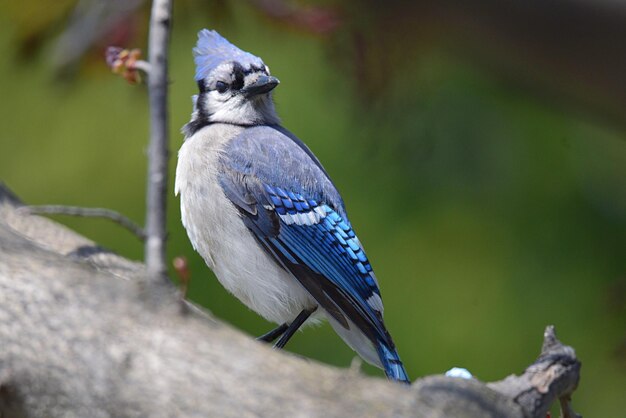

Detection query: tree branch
xmin=20 ymin=205 xmax=146 ymax=240
xmin=487 ymin=325 xmax=581 ymax=417
xmin=0 ymin=184 xmax=582 ymax=418
xmin=144 ymin=0 xmax=172 ymax=282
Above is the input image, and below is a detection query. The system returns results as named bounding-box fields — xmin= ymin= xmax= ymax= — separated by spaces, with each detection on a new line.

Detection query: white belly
xmin=175 ymin=125 xmax=317 ymax=324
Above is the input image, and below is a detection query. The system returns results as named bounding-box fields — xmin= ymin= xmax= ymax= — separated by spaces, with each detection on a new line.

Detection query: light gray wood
xmin=0 ymin=184 xmax=580 ymax=418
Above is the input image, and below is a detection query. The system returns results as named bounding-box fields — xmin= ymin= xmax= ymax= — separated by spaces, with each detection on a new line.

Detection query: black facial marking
xmin=197 ymin=79 xmax=207 ymax=93
xmin=197 ymin=92 xmax=208 ymax=118
xmin=183 ymin=92 xmax=211 ymax=136
xmin=232 ymin=62 xmax=245 ymax=91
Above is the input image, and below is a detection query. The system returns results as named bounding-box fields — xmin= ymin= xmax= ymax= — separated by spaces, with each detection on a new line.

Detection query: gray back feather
xmin=219 ymin=126 xmax=346 ymax=217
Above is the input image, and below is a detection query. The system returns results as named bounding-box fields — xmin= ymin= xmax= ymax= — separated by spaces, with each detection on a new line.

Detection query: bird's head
xmin=185 ymin=30 xmax=280 ymax=135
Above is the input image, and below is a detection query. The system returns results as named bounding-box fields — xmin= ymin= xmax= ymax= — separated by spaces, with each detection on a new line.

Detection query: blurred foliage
xmin=0 ymin=1 xmax=625 ymax=416
xmin=2 ymin=0 xmax=77 ymax=50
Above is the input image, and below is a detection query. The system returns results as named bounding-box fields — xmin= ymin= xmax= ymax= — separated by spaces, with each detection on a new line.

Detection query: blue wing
xmin=218 ymin=126 xmax=396 ymax=351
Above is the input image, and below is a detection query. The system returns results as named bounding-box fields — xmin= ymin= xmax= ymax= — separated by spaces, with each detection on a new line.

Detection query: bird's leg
xmin=257 ymin=323 xmax=288 ymax=343
xmin=274 ymin=306 xmax=317 ymax=349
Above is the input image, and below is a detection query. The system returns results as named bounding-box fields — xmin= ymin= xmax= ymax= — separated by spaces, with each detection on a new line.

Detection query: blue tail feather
xmin=377 ymin=343 xmax=410 ymax=384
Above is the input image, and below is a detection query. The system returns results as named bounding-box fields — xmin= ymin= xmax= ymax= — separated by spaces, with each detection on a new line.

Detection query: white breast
xmin=175 ymin=124 xmax=317 ymax=325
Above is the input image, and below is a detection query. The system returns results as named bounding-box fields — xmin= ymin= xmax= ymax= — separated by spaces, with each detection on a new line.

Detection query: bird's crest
xmin=194 ymin=29 xmax=264 ymax=81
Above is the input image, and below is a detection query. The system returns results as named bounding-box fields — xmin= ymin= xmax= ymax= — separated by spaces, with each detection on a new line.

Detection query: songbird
xmin=175 ymin=29 xmax=410 ymax=383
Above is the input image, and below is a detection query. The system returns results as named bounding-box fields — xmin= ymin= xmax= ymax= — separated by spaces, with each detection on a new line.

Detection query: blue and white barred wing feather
xmin=217 ymin=126 xmax=409 ymax=383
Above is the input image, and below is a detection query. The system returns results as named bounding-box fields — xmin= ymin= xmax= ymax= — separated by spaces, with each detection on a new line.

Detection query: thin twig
xmin=172 ymin=256 xmax=190 ymax=300
xmin=560 ymin=395 xmax=582 ymax=418
xmin=132 ymin=60 xmax=152 ymax=75
xmin=145 ymin=0 xmax=172 ymax=282
xmin=21 ymin=205 xmax=146 ymax=240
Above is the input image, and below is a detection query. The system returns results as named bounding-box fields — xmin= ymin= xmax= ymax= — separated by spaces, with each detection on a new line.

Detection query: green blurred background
xmin=1 ymin=0 xmax=625 ymax=415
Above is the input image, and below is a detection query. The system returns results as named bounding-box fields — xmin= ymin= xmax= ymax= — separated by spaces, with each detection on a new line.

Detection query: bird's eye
xmin=215 ymin=81 xmax=229 ymax=93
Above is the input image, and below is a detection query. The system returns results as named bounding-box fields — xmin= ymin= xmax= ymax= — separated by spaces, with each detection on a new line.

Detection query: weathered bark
xmin=144 ymin=0 xmax=172 ymax=282
xmin=0 ymin=184 xmax=580 ymax=418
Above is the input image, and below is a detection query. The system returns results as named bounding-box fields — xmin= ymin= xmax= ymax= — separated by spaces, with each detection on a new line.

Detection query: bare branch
xmin=144 ymin=0 xmax=172 ymax=282
xmin=488 ymin=326 xmax=581 ymax=418
xmin=20 ymin=205 xmax=146 ymax=240
xmin=132 ymin=59 xmax=152 ymax=74
xmin=0 ymin=184 xmax=583 ymax=418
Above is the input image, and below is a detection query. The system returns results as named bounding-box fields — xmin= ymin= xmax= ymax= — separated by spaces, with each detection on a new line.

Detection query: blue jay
xmin=175 ymin=29 xmax=410 ymax=384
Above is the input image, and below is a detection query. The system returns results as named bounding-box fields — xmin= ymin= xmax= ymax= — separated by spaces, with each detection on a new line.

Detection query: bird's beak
xmin=242 ymin=75 xmax=279 ymax=97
